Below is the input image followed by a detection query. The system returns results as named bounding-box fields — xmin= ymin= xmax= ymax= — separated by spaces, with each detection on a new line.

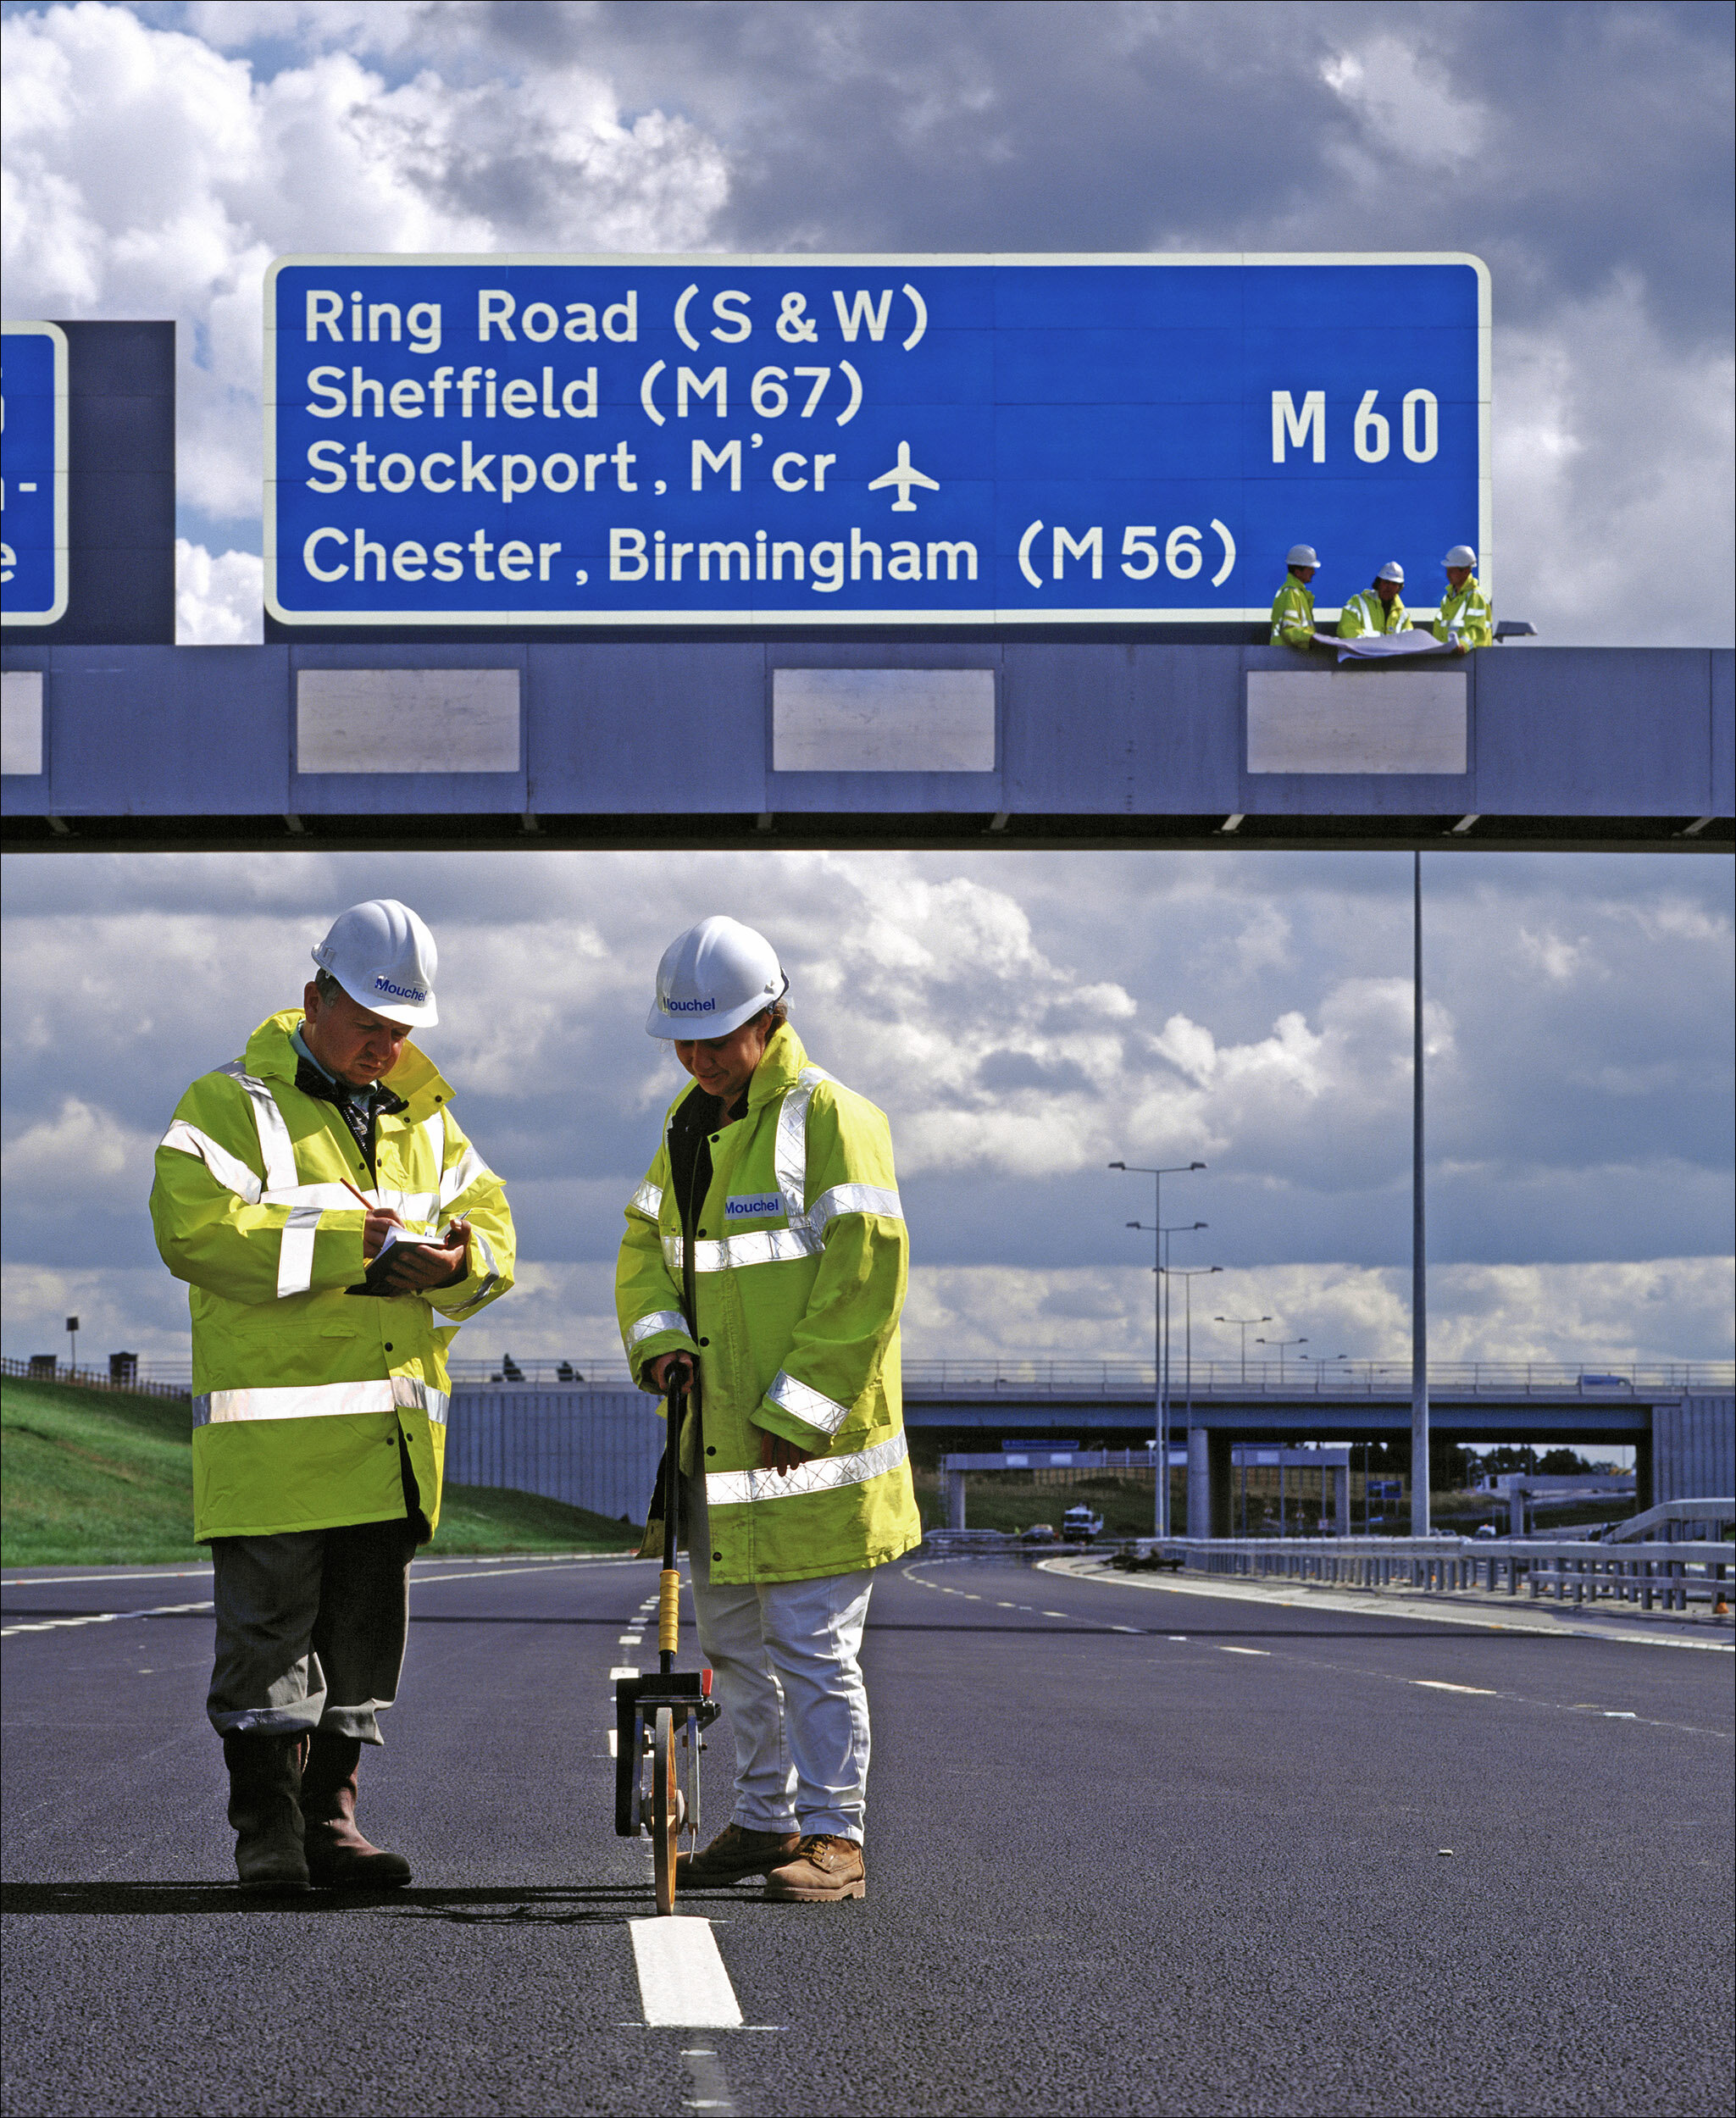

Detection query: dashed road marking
xmin=630 ymin=1917 xmax=745 ymax=2027
xmin=1412 ymin=1679 xmax=1496 ymax=1694
xmin=1 ymin=1598 xmax=212 ymax=1638
xmin=1041 ymin=1610 xmax=1068 ymax=1617
xmin=1219 ymin=1646 xmax=1271 ymax=1656
xmin=2 ymin=1569 xmax=214 ymax=1589
xmin=607 ymin=1728 xmax=619 ymax=1757
xmin=610 ymin=1665 xmax=640 ymax=1680
xmin=1168 ymin=1634 xmax=1188 ymax=1641
xmin=619 ymin=1633 xmax=644 ymax=1645
xmin=1109 ymin=1624 xmax=1142 ymax=1634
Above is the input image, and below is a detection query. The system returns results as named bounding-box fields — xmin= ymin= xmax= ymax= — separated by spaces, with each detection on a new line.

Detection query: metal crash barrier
xmin=1118 ymin=1534 xmax=1735 ymax=1613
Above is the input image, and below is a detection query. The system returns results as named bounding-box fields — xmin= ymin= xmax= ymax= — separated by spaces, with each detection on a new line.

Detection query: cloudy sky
xmin=2 ymin=2 xmax=1732 ymax=1378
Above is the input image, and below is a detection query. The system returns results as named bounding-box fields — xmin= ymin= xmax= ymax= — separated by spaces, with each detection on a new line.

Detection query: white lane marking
xmin=1412 ymin=1679 xmax=1496 ymax=1695
xmin=1219 ymin=1646 xmax=1270 ymax=1656
xmin=630 ymin=1917 xmax=745 ymax=2027
xmin=1168 ymin=1635 xmax=1189 ymax=1641
xmin=2 ymin=1569 xmax=214 ymax=1588
xmin=962 ymin=1594 xmax=982 ymax=1601
xmin=619 ymin=1634 xmax=644 ymax=1645
xmin=1109 ymin=1624 xmax=1141 ymax=1634
xmin=1 ymin=1599 xmax=212 ymax=1638
xmin=996 ymin=1600 xmax=1018 ymax=1608
xmin=608 ymin=1728 xmax=619 ymax=1756
xmin=1605 ymin=1710 xmax=1639 ymax=1719
xmin=1041 ymin=1610 xmax=1068 ymax=1617
xmin=610 ymin=1665 xmax=640 ymax=1680
xmin=409 ymin=1561 xmax=615 ymax=1588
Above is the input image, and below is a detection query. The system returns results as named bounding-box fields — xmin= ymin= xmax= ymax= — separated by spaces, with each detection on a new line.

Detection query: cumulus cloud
xmin=2 ymin=0 xmax=729 ymax=532
xmin=3 ymin=847 xmax=1730 ymax=1367
xmin=175 ymin=538 xmax=264 ymax=642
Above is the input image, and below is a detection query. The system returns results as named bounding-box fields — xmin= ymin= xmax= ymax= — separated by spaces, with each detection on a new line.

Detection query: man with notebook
xmin=150 ymin=898 xmax=515 ymax=1891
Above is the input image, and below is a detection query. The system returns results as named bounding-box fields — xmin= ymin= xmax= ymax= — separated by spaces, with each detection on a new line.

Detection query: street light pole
xmin=1215 ymin=1312 xmax=1271 ymax=1385
xmin=1172 ymin=1267 xmax=1222 ymax=1531
xmin=1411 ymin=850 xmax=1431 ymax=1537
xmin=1256 ymin=1335 xmax=1308 ymax=1384
xmin=1110 ymin=1159 xmax=1205 ymax=1539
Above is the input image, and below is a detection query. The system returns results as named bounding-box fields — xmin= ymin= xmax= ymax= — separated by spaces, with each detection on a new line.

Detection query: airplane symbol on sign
xmin=867 ymin=441 xmax=940 ymax=512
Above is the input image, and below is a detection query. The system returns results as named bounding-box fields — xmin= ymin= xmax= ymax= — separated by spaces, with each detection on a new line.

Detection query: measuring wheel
xmin=652 ymin=1705 xmax=683 ymax=1915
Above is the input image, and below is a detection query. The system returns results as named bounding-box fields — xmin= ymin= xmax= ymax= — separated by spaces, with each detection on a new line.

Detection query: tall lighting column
xmin=1172 ymin=1266 xmax=1223 ymax=1533
xmin=1110 ymin=1159 xmax=1205 ymax=1539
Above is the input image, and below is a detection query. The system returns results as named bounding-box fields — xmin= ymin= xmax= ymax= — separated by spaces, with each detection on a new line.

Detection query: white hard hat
xmin=647 ymin=916 xmax=786 ymax=1040
xmin=1285 ymin=545 xmax=1320 ymax=568
xmin=312 ymin=899 xmax=439 ymax=1028
xmin=1442 ymin=545 xmax=1478 ymax=569
xmin=1376 ymin=561 xmax=1406 ymax=584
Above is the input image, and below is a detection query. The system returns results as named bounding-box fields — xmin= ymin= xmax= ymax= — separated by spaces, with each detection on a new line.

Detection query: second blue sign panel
xmin=264 ymin=254 xmax=1488 ymax=627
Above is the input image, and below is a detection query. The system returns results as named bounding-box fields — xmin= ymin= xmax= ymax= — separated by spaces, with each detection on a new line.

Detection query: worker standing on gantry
xmin=1268 ymin=545 xmax=1321 ymax=648
xmin=617 ymin=917 xmax=919 ymax=1904
xmin=150 ymin=900 xmax=515 ymax=1892
xmin=1433 ymin=545 xmax=1493 ymax=652
xmin=1339 ymin=561 xmax=1411 ymax=639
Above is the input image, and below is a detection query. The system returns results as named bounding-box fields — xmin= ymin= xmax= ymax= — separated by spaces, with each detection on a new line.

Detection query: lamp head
xmin=1108 ymin=1160 xmax=1125 ymax=1169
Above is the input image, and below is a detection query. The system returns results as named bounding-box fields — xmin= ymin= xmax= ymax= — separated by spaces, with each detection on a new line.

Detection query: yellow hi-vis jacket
xmin=1433 ymin=574 xmax=1493 ymax=647
xmin=1268 ymin=574 xmax=1317 ymax=648
xmin=1338 ymin=589 xmax=1410 ymax=639
xmin=150 ymin=1010 xmax=514 ymax=1543
xmin=615 ymin=1023 xmax=920 ymax=1585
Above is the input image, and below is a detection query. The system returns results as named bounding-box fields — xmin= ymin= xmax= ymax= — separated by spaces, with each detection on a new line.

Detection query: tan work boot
xmin=677 ymin=1821 xmax=801 ymax=1884
xmin=301 ymin=1732 xmax=413 ymax=1888
xmin=763 ymin=1833 xmax=866 ymax=1901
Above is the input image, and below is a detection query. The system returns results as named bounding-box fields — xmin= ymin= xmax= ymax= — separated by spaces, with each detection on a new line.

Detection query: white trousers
xmin=686 ymin=1478 xmax=875 ymax=1843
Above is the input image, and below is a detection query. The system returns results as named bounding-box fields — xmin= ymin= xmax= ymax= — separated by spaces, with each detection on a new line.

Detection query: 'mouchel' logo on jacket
xmin=725 ymin=1192 xmax=785 ymax=1222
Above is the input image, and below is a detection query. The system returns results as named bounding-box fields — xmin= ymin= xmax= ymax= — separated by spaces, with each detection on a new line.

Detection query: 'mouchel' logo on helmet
xmin=374 ymin=975 xmax=427 ymax=1003
xmin=661 ymin=995 xmax=717 ymax=1013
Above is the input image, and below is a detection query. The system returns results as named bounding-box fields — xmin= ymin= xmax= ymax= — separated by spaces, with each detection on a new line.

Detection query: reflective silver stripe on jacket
xmin=446 ymin=1226 xmax=502 ymax=1315
xmin=441 ymin=1139 xmax=493 ymax=1208
xmin=628 ymin=1179 xmax=663 ymax=1220
xmin=159 ymin=1120 xmax=264 ymax=1205
xmin=191 ymin=1376 xmax=449 ymax=1428
xmin=664 ymin=1228 xmax=825 ymax=1274
xmin=807 ymin=1183 xmax=902 ymax=1237
xmin=705 ymin=1429 xmax=907 ymax=1509
xmin=627 ymin=1309 xmax=691 ymax=1349
xmin=774 ymin=1066 xmax=830 ymax=1220
xmin=765 ymin=1368 xmax=852 ymax=1439
xmin=218 ymin=1061 xmax=298 ymax=1189
xmin=276 ymin=1204 xmax=324 ymax=1300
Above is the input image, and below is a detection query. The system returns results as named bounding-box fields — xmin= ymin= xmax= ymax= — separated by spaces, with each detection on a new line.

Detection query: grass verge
xmin=1 ymin=1377 xmax=637 ymax=1567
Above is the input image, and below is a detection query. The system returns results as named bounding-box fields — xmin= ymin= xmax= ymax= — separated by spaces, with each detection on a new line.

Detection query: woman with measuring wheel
xmin=618 ymin=918 xmax=920 ymax=1904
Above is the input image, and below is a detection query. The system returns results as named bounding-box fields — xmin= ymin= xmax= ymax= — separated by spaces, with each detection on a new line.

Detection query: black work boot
xmin=224 ymin=1731 xmax=310 ymax=1891
xmin=302 ymin=1731 xmax=413 ymax=1888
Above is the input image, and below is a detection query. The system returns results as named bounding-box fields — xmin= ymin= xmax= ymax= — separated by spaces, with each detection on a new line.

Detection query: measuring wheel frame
xmin=610 ymin=1357 xmax=722 ymax=1913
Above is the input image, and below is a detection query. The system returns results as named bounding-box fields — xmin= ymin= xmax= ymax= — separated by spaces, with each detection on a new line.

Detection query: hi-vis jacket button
xmin=713 ymin=1552 xmax=723 ymax=1562
xmin=706 ymin=1445 xmax=717 ymax=1456
xmin=699 ymin=1337 xmax=709 ymax=1346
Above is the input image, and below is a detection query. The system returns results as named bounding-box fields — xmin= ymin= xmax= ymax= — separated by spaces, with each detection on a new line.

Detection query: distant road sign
xmin=1 ymin=323 xmax=69 ymax=628
xmin=264 ymin=253 xmax=1488 ymax=629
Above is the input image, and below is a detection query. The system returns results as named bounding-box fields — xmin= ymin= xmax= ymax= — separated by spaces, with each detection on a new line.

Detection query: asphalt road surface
xmin=3 ymin=1550 xmax=1731 ymax=2116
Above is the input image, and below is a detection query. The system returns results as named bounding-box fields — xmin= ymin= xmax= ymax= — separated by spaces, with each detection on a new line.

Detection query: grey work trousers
xmin=685 ymin=1477 xmax=875 ymax=1841
xmin=207 ymin=1516 xmax=418 ymax=1745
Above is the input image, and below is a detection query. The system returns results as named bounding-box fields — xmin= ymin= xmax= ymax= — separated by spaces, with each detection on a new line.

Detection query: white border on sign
xmin=263 ymin=252 xmax=1492 ymax=629
xmin=1 ymin=320 xmax=71 ymax=629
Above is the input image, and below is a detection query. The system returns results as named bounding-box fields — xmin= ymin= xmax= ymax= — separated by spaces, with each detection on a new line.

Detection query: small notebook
xmin=347 ymin=1223 xmax=458 ymax=1296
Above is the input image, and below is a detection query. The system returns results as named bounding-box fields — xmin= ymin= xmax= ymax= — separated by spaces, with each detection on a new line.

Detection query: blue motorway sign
xmin=1 ymin=322 xmax=69 ymax=628
xmin=264 ymin=255 xmax=1488 ymax=628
